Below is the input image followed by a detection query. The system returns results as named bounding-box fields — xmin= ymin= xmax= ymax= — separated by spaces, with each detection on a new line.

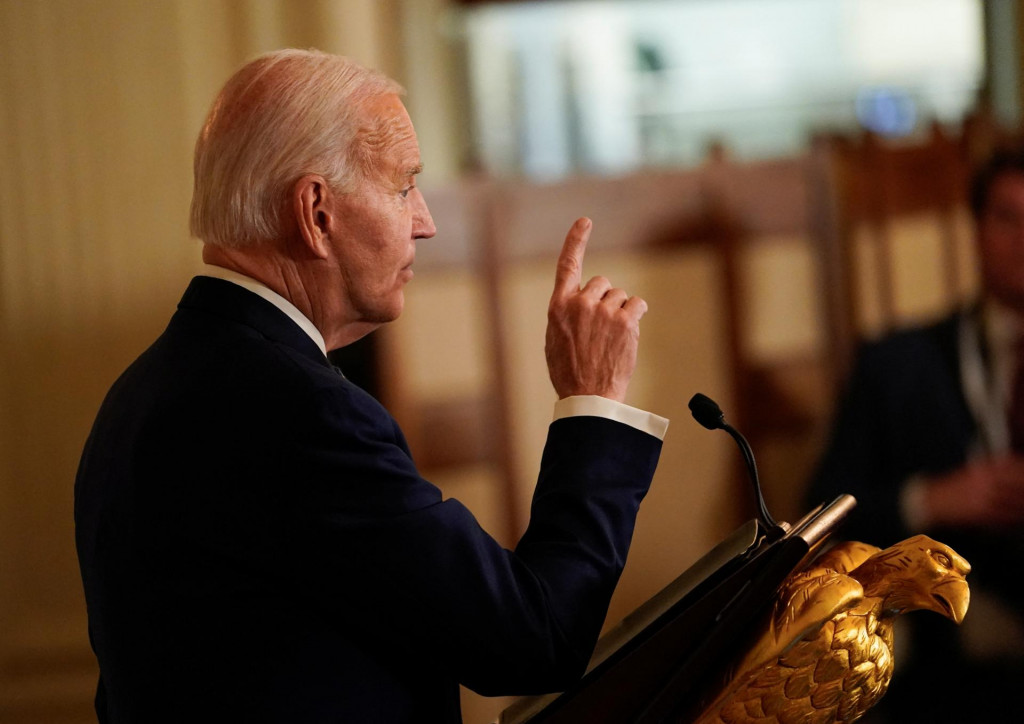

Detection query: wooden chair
xmin=811 ymin=125 xmax=978 ymax=387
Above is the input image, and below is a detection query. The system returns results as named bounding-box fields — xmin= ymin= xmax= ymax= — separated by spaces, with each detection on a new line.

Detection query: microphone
xmin=688 ymin=393 xmax=779 ymax=531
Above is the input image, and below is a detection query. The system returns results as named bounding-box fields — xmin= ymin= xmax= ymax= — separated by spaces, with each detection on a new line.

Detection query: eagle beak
xmin=931 ymin=578 xmax=970 ymax=624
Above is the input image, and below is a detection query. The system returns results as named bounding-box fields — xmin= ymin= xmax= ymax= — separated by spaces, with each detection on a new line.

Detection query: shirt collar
xmin=199 ymin=264 xmax=328 ymax=357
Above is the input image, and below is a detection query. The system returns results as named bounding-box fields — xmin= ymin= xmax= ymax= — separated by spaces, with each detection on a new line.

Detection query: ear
xmin=292 ymin=174 xmax=333 ymax=260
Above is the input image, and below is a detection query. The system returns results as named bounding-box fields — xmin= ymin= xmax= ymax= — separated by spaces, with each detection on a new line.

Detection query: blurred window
xmin=459 ymin=0 xmax=985 ymax=180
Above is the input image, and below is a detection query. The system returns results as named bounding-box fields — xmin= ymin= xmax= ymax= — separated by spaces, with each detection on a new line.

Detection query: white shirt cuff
xmin=553 ymin=395 xmax=669 ymax=440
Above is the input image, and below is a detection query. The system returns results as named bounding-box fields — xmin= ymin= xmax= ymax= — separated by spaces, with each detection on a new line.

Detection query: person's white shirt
xmin=900 ymin=301 xmax=1022 ymax=526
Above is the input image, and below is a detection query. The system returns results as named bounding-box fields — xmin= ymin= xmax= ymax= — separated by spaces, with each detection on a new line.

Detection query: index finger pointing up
xmin=552 ymin=217 xmax=592 ymax=300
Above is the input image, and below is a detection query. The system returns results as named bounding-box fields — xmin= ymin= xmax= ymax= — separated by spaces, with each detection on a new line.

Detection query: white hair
xmin=190 ymin=49 xmax=403 ymax=248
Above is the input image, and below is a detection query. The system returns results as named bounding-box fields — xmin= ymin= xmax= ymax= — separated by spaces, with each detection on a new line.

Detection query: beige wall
xmin=0 ymin=1 xmax=409 ymax=720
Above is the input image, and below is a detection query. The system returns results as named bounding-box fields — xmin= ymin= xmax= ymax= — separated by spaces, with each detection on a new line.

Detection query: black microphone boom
xmin=688 ymin=393 xmax=779 ymax=530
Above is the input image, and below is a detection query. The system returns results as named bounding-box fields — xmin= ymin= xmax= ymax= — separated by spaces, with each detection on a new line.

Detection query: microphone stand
xmin=688 ymin=392 xmax=781 ymax=536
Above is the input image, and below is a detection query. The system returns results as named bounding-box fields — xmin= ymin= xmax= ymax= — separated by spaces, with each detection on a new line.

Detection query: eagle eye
xmin=932 ymin=551 xmax=952 ymax=568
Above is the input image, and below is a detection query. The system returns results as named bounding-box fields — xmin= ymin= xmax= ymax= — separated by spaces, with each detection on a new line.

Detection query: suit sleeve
xmin=279 ymin=380 xmax=662 ymax=696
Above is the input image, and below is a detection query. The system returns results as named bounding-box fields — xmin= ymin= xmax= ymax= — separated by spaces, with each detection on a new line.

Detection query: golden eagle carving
xmin=693 ymin=535 xmax=970 ymax=724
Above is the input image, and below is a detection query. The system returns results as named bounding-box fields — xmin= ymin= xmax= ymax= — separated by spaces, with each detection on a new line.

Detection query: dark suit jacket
xmin=806 ymin=308 xmax=1024 ymax=722
xmin=75 ymin=277 xmax=662 ymax=723
xmin=806 ymin=311 xmax=974 ymax=547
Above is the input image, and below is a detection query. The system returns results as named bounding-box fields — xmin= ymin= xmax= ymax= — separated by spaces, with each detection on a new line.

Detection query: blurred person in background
xmin=807 ymin=147 xmax=1024 ymax=722
xmin=75 ymin=49 xmax=667 ymax=723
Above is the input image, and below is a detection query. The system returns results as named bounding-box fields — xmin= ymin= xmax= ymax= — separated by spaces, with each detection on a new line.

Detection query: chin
xmin=362 ymin=296 xmax=404 ymax=325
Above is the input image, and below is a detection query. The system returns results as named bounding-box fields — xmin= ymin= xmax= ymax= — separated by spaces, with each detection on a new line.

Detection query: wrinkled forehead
xmin=357 ymin=94 xmax=421 ymax=181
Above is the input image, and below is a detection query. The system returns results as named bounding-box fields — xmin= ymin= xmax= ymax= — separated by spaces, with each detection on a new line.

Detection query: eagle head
xmin=851 ymin=534 xmax=970 ymax=624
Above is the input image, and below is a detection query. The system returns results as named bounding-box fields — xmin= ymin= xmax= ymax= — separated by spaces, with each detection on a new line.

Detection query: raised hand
xmin=545 ymin=218 xmax=648 ymax=402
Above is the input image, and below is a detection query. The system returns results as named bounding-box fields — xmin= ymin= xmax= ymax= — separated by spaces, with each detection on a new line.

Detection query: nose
xmin=413 ymin=188 xmax=436 ymax=240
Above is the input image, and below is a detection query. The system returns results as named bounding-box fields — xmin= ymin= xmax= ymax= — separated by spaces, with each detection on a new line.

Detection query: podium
xmin=500 ymin=494 xmax=856 ymax=724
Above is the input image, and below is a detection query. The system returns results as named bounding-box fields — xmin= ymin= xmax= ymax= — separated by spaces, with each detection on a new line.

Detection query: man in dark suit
xmin=807 ymin=148 xmax=1024 ymax=722
xmin=75 ymin=49 xmax=667 ymax=722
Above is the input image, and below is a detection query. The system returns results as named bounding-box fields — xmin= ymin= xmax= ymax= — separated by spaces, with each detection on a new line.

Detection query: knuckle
xmin=558 ymin=257 xmax=580 ymax=277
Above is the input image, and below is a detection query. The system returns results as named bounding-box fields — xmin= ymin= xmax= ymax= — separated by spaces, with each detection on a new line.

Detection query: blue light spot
xmin=855 ymin=87 xmax=917 ymax=137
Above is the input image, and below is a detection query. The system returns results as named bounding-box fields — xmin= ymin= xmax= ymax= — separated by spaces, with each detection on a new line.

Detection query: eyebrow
xmin=388 ymin=162 xmax=423 ymax=186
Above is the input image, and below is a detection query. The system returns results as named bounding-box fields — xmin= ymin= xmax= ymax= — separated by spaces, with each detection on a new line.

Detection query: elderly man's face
xmin=978 ymin=172 xmax=1024 ymax=312
xmin=328 ymin=94 xmax=435 ymax=325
